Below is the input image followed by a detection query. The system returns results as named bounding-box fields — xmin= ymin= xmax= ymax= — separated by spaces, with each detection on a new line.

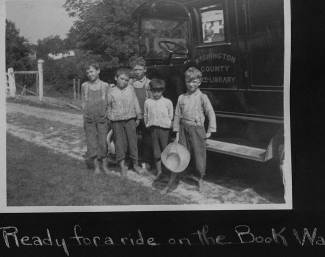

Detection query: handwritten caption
xmin=0 ymin=225 xmax=325 ymax=255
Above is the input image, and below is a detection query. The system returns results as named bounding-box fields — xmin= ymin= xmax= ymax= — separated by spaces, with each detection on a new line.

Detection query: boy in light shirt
xmin=107 ymin=68 xmax=143 ymax=176
xmin=144 ymin=79 xmax=173 ymax=180
xmin=163 ymin=67 xmax=217 ymax=193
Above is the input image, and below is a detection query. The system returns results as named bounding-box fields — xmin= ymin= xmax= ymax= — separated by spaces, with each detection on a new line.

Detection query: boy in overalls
xmin=82 ymin=63 xmax=111 ymax=174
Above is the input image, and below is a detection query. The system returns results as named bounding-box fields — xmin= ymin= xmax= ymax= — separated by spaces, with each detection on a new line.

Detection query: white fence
xmin=6 ymin=59 xmax=44 ymax=101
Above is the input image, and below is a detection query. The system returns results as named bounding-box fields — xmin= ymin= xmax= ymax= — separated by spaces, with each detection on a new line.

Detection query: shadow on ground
xmin=205 ymin=152 xmax=285 ymax=203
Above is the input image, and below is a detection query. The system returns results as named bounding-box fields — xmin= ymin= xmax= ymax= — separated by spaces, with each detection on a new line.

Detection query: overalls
xmin=83 ymin=82 xmax=109 ymax=161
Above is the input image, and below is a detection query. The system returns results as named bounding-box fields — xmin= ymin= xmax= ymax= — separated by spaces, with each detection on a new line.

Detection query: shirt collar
xmin=153 ymin=96 xmax=164 ymax=101
xmin=116 ymin=85 xmax=129 ymax=91
xmin=132 ymin=77 xmax=147 ymax=88
xmin=186 ymin=89 xmax=201 ymax=96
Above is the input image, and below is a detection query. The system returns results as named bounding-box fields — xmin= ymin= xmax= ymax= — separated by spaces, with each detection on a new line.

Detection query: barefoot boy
xmin=163 ymin=67 xmax=217 ymax=192
xmin=129 ymin=57 xmax=152 ymax=171
xmin=107 ymin=68 xmax=143 ymax=176
xmin=82 ymin=63 xmax=111 ymax=174
xmin=144 ymin=79 xmax=173 ymax=180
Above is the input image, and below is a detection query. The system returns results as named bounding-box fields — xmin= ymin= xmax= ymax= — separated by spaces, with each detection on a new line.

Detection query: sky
xmin=6 ymin=0 xmax=75 ymax=44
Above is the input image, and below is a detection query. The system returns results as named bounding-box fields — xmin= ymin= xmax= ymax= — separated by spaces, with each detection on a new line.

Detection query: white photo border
xmin=0 ymin=0 xmax=292 ymax=212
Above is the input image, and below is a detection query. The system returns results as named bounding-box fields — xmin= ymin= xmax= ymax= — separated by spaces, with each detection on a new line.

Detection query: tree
xmin=34 ymin=34 xmax=114 ymax=90
xmin=64 ymin=0 xmax=145 ymax=67
xmin=36 ymin=35 xmax=68 ymax=60
xmin=43 ymin=49 xmax=107 ymax=83
xmin=6 ymin=19 xmax=33 ymax=70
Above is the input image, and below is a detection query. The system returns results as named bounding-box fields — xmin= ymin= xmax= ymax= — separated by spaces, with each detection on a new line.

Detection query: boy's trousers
xmin=111 ymin=119 xmax=138 ymax=163
xmin=150 ymin=126 xmax=170 ymax=161
xmin=137 ymin=119 xmax=153 ymax=163
xmin=179 ymin=122 xmax=206 ymax=177
xmin=84 ymin=118 xmax=109 ymax=160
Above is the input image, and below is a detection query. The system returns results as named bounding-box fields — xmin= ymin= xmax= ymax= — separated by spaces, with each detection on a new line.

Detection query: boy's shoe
xmin=94 ymin=158 xmax=101 ymax=175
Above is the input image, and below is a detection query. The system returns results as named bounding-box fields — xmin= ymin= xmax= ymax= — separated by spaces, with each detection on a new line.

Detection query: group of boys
xmin=82 ymin=57 xmax=216 ymax=192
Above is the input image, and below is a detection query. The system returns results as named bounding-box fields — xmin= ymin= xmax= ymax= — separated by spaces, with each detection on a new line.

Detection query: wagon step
xmin=206 ymin=139 xmax=267 ymax=162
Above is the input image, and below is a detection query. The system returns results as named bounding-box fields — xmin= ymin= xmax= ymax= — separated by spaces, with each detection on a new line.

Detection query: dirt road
xmin=6 ymin=101 xmax=270 ymax=205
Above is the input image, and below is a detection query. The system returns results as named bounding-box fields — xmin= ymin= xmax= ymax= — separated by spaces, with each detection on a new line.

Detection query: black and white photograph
xmin=1 ymin=0 xmax=291 ymax=211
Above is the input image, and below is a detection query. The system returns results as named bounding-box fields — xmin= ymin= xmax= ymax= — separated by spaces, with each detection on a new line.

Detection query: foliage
xmin=36 ymin=35 xmax=69 ymax=60
xmin=5 ymin=19 xmax=34 ymax=70
xmin=42 ymin=49 xmax=113 ymax=91
xmin=35 ymin=35 xmax=116 ymax=91
xmin=64 ymin=0 xmax=145 ymax=66
xmin=40 ymin=0 xmax=148 ymax=92
xmin=7 ymin=0 xmax=149 ymax=93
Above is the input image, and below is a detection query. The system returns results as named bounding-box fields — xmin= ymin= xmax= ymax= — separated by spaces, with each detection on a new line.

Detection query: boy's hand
xmin=206 ymin=132 xmax=211 ymax=139
xmin=135 ymin=119 xmax=140 ymax=127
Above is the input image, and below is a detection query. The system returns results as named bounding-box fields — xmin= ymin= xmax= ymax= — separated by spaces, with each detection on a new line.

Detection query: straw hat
xmin=106 ymin=129 xmax=115 ymax=154
xmin=161 ymin=142 xmax=190 ymax=173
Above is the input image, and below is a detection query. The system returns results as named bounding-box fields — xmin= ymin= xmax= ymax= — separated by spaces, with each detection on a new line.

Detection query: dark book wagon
xmin=132 ymin=0 xmax=287 ymax=172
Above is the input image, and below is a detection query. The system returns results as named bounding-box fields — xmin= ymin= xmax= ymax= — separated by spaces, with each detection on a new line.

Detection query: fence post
xmin=73 ymin=78 xmax=76 ymax=100
xmin=76 ymin=79 xmax=79 ymax=100
xmin=7 ymin=68 xmax=16 ymax=97
xmin=78 ymin=79 xmax=81 ymax=100
xmin=37 ymin=59 xmax=44 ymax=101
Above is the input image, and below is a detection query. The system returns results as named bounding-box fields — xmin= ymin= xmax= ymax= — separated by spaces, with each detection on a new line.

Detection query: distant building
xmin=48 ymin=50 xmax=75 ymax=60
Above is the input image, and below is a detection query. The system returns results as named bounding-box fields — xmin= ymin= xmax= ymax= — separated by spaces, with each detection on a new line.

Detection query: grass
xmin=7 ymin=81 xmax=83 ymax=114
xmin=6 ymin=96 xmax=81 ymax=114
xmin=6 ymin=134 xmax=182 ymax=206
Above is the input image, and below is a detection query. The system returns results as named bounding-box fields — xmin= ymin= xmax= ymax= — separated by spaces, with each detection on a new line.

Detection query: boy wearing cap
xmin=163 ymin=67 xmax=217 ymax=192
xmin=144 ymin=79 xmax=173 ymax=180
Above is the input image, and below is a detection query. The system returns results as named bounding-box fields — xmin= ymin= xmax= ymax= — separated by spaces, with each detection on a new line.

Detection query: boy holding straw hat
xmin=162 ymin=67 xmax=217 ymax=193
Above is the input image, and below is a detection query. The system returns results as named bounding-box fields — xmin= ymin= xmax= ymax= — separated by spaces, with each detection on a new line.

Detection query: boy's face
xmin=115 ymin=73 xmax=130 ymax=89
xmin=132 ymin=65 xmax=146 ymax=80
xmin=151 ymin=88 xmax=163 ymax=100
xmin=86 ymin=67 xmax=100 ymax=82
xmin=185 ymin=77 xmax=201 ymax=93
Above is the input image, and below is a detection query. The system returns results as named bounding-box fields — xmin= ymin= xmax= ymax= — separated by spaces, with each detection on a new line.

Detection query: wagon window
xmin=200 ymin=4 xmax=225 ymax=43
xmin=140 ymin=18 xmax=188 ymax=59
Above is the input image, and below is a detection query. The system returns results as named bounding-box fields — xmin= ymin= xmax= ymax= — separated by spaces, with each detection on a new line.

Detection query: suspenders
xmin=84 ymin=81 xmax=107 ymax=101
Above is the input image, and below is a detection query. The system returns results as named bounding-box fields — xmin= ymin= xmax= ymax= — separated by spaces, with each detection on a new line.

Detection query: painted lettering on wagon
xmin=195 ymin=53 xmax=237 ymax=85
xmin=196 ymin=53 xmax=236 ymax=64
xmin=200 ymin=65 xmax=231 ymax=73
xmin=202 ymin=76 xmax=236 ymax=84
